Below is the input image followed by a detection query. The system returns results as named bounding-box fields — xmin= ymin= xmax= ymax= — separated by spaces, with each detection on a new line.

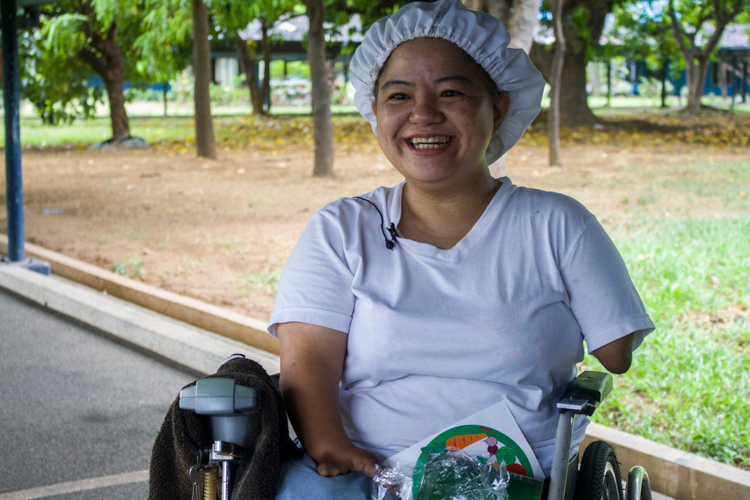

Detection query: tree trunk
xmin=464 ymin=0 xmax=508 ymax=21
xmin=507 ymin=0 xmax=539 ymax=53
xmin=260 ymin=23 xmax=272 ymax=114
xmin=234 ymin=35 xmax=258 ymax=111
xmin=530 ymin=2 xmax=606 ymax=127
xmin=305 ymin=0 xmax=334 ymax=177
xmin=548 ymin=0 xmax=565 ymax=166
xmin=104 ymin=68 xmax=129 ymax=139
xmin=717 ymin=61 xmax=728 ymax=98
xmin=192 ymin=0 xmax=216 ymax=159
xmin=558 ymin=48 xmax=598 ymax=127
xmin=235 ymin=30 xmax=271 ymax=116
xmin=77 ymin=18 xmax=130 ymax=140
xmin=530 ymin=42 xmax=553 ymax=82
xmin=686 ymin=57 xmax=710 ymax=110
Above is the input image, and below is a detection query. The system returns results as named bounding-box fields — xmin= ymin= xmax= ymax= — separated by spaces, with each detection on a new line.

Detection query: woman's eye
xmin=388 ymin=93 xmax=408 ymax=100
xmin=442 ymin=90 xmax=462 ymax=97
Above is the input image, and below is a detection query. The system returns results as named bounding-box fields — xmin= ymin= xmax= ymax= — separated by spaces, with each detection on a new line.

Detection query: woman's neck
xmin=399 ymin=172 xmax=501 ymax=250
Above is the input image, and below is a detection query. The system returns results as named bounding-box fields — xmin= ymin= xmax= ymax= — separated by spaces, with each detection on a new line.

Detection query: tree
xmin=234 ymin=31 xmax=272 ymax=116
xmin=507 ymin=0 xmax=543 ymax=53
xmin=532 ymin=0 xmax=615 ymax=127
xmin=460 ymin=0 xmax=542 ymax=175
xmin=213 ymin=0 xmax=297 ymax=116
xmin=548 ymin=0 xmax=565 ymax=166
xmin=192 ymin=0 xmax=217 ymax=159
xmin=610 ymin=1 xmax=681 ymax=106
xmin=305 ymin=0 xmax=335 ymax=177
xmin=666 ymin=0 xmax=748 ymax=110
xmin=462 ymin=0 xmax=541 ymax=53
xmin=37 ymin=1 xmax=153 ymax=141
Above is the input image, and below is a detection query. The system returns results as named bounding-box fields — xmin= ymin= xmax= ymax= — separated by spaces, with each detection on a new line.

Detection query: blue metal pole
xmin=2 ymin=0 xmax=25 ymax=262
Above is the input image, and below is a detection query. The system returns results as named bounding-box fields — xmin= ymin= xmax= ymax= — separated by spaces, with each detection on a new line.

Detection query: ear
xmin=492 ymin=91 xmax=510 ymax=136
xmin=371 ymin=100 xmax=378 ymax=119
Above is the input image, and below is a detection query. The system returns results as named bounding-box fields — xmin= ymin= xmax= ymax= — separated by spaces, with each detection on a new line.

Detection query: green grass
xmin=112 ymin=256 xmax=145 ymax=280
xmin=1 ymin=116 xmax=195 ymax=148
xmin=236 ymin=268 xmax=282 ymax=296
xmin=584 ymin=216 xmax=750 ymax=468
xmin=667 ymin=160 xmax=750 ymax=211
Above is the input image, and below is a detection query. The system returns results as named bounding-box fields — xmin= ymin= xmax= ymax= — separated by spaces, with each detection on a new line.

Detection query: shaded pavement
xmin=0 ymin=288 xmax=196 ymax=499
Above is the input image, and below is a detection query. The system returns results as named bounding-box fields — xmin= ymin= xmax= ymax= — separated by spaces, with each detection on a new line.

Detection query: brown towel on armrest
xmin=149 ymin=357 xmax=302 ymax=500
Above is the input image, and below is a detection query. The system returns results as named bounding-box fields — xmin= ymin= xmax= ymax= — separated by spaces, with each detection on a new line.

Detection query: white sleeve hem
xmin=267 ymin=306 xmax=353 ymax=338
xmin=584 ymin=313 xmax=655 ymax=354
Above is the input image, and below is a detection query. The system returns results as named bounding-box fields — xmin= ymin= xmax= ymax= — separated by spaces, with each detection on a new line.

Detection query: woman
xmin=268 ymin=0 xmax=654 ymax=497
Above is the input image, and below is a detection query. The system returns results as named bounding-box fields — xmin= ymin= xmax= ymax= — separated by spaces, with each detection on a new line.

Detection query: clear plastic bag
xmin=372 ymin=448 xmax=510 ymax=500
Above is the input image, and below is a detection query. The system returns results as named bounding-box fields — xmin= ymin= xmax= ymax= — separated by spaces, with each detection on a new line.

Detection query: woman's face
xmin=371 ymin=38 xmax=507 ymax=189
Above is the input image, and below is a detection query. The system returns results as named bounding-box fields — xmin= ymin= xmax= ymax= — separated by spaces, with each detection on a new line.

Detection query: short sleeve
xmin=560 ymin=219 xmax=655 ymax=353
xmin=267 ymin=211 xmax=356 ymax=337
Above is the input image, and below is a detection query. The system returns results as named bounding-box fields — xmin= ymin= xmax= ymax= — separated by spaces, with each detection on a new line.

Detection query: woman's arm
xmin=278 ymin=322 xmax=380 ymax=477
xmin=591 ymin=332 xmax=635 ymax=374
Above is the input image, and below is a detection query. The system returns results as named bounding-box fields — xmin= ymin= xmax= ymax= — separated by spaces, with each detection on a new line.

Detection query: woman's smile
xmin=406 ymin=135 xmax=453 ymax=152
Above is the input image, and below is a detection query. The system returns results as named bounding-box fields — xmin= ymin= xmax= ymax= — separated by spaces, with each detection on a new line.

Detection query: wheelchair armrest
xmin=556 ymin=371 xmax=614 ymax=416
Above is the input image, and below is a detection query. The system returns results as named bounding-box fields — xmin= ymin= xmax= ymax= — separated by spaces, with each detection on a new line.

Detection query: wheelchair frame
xmin=178 ymin=368 xmax=652 ymax=500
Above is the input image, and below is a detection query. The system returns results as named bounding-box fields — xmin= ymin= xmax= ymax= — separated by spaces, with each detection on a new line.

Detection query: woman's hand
xmin=278 ymin=322 xmax=380 ymax=478
xmin=591 ymin=333 xmax=635 ymax=374
xmin=313 ymin=441 xmax=380 ymax=477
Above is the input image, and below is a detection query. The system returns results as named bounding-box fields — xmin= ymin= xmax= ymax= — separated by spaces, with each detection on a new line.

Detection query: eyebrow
xmin=435 ymin=75 xmax=476 ymax=86
xmin=379 ymin=75 xmax=477 ymax=91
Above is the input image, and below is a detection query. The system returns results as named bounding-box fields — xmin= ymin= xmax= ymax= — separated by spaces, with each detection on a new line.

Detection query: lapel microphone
xmin=353 ymin=197 xmax=399 ymax=250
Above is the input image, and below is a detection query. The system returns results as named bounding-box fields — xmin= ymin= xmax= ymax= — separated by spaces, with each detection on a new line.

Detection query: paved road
xmin=0 ymin=288 xmax=197 ymax=499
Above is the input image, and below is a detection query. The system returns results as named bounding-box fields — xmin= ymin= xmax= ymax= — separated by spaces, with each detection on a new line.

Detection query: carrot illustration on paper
xmin=445 ymin=433 xmax=487 ymax=450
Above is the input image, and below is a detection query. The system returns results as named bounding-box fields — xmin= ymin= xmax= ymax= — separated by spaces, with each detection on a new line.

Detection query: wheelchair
xmin=178 ymin=364 xmax=652 ymax=500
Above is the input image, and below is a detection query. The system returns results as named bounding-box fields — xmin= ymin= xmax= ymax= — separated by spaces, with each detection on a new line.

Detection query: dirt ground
xmin=2 ymin=141 xmax=748 ymax=322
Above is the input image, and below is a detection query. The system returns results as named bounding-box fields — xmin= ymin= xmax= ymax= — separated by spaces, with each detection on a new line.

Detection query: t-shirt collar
xmin=386 ymin=177 xmax=514 ymax=260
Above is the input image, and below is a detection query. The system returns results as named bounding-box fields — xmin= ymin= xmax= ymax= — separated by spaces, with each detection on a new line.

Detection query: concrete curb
xmin=0 ymin=264 xmax=280 ymax=376
xmin=582 ymin=423 xmax=750 ymax=500
xmin=0 ymin=234 xmax=278 ymax=355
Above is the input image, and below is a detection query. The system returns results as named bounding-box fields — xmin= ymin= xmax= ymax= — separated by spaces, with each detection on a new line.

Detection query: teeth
xmin=410 ymin=136 xmax=451 ymax=149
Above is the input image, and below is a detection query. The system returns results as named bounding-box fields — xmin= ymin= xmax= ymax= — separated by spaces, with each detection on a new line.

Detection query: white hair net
xmin=350 ymin=0 xmax=545 ymax=163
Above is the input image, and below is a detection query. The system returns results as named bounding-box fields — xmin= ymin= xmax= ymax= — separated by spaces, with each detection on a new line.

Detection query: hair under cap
xmin=350 ymin=0 xmax=545 ymax=163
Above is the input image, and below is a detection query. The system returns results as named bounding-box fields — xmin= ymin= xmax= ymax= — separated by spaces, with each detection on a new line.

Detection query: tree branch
xmin=78 ymin=48 xmax=108 ymax=76
xmin=702 ymin=0 xmax=733 ymax=56
xmin=667 ymin=0 xmax=691 ymax=57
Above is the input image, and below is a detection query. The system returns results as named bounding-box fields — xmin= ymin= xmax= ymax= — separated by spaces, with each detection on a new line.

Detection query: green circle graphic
xmin=410 ymin=424 xmax=533 ymax=499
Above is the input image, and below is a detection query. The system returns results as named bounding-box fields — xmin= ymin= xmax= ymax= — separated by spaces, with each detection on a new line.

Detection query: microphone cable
xmin=353 ymin=196 xmax=399 ymax=250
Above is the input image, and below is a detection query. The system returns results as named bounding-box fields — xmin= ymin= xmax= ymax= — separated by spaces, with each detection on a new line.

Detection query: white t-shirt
xmin=268 ymin=177 xmax=654 ymax=475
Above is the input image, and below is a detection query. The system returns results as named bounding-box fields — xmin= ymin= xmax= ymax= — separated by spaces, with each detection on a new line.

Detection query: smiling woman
xmin=267 ymin=0 xmax=655 ymax=498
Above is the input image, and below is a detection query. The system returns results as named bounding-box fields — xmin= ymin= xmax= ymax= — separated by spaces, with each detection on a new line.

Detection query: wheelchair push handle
xmin=179 ymin=375 xmax=260 ymax=500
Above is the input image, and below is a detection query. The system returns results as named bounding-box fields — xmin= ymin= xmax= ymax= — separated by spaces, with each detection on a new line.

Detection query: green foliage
xmin=113 ymin=256 xmax=145 ymax=279
xmin=19 ymin=27 xmax=102 ymax=125
xmin=213 ymin=0 xmax=298 ymax=34
xmin=270 ymin=60 xmax=310 ymax=80
xmin=237 ymin=268 xmax=282 ymax=295
xmin=21 ymin=0 xmax=178 ymax=126
xmin=610 ymin=1 xmax=681 ymax=72
xmin=639 ymin=0 xmax=750 ymax=74
xmin=136 ymin=0 xmax=193 ymax=83
xmin=41 ymin=12 xmax=89 ymax=54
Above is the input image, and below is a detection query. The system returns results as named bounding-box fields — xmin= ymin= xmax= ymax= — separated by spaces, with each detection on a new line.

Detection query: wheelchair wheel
xmin=575 ymin=441 xmax=624 ymax=500
xmin=626 ymin=466 xmax=652 ymax=500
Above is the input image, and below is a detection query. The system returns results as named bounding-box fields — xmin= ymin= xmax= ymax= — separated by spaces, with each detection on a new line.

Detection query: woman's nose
xmin=409 ymin=95 xmax=444 ymax=125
